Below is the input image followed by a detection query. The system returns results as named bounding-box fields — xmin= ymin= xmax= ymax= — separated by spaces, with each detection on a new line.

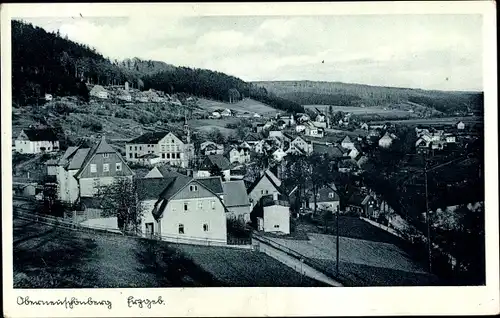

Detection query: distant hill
xmin=12 ymin=19 xmax=303 ymax=114
xmin=253 ymin=80 xmax=484 ymax=115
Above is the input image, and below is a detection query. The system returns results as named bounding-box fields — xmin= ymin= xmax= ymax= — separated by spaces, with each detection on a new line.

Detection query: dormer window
xmin=103 ymin=153 xmax=109 ymax=158
xmin=190 ymin=185 xmax=198 ymax=192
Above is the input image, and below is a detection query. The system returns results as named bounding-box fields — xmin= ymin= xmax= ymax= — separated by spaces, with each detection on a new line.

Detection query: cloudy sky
xmin=22 ymin=14 xmax=483 ymax=91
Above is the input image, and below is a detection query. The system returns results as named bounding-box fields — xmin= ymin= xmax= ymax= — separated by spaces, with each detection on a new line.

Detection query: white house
xmin=200 ymin=141 xmax=224 ymax=155
xmin=210 ymin=111 xmax=222 ymax=119
xmin=56 ymin=136 xmax=134 ymax=203
xmin=272 ymin=148 xmax=287 ymax=162
xmin=221 ymin=109 xmax=233 ymax=117
xmin=340 ymin=136 xmax=355 ymax=150
xmin=225 ymin=146 xmax=251 ymax=164
xmin=89 ymin=85 xmax=109 ymax=99
xmin=456 ymin=121 xmax=465 ymax=130
xmin=295 ymin=124 xmax=306 ymax=133
xmin=304 ymin=122 xmax=324 ymax=138
xmin=15 ymin=128 xmax=60 ymax=154
xmin=378 ymin=133 xmax=395 ymax=148
xmin=263 ymin=203 xmax=290 ymax=234
xmin=126 ymin=131 xmax=194 ymax=168
xmin=247 ymin=169 xmax=283 ymax=209
xmin=141 ymin=176 xmax=228 ymax=245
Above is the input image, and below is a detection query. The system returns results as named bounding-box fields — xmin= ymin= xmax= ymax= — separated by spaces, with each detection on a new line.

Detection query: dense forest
xmin=142 ymin=68 xmax=305 ymax=113
xmin=12 ymin=20 xmax=304 ymax=114
xmin=254 ymin=80 xmax=484 ymax=115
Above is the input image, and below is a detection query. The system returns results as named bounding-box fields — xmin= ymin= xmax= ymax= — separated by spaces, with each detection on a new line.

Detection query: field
xmin=267 ymin=217 xmax=438 ymax=286
xmin=13 ymin=217 xmax=325 ymax=288
xmin=370 ymin=116 xmax=483 ymax=126
xmin=197 ymin=98 xmax=278 ymax=116
xmin=304 ymin=104 xmax=417 ymax=118
xmin=187 ymin=118 xmax=240 ymax=136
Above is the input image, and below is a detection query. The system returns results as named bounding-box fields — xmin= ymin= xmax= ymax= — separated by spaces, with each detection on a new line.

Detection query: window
xmin=184 ymin=203 xmax=188 ymax=211
xmin=166 ymin=153 xmax=170 ymax=159
xmin=103 ymin=153 xmax=109 ymax=158
xmin=129 ymin=146 xmax=132 ymax=150
xmin=176 ymin=153 xmax=180 ymax=159
xmin=116 ymin=163 xmax=122 ymax=171
xmin=274 ymin=225 xmax=280 ymax=229
xmin=203 ymin=224 xmax=209 ymax=232
xmin=190 ymin=185 xmax=198 ymax=192
xmin=139 ymin=146 xmax=142 ymax=150
xmin=211 ymin=200 xmax=216 ymax=210
xmin=329 ymin=192 xmax=334 ymax=198
xmin=90 ymin=164 xmax=97 ymax=173
xmin=265 ymin=190 xmax=269 ymax=194
xmin=103 ymin=164 xmax=109 ymax=172
xmin=135 ymin=153 xmax=138 ymax=158
xmin=162 ymin=153 xmax=165 ymax=159
xmin=198 ymin=201 xmax=203 ymax=209
xmin=178 ymin=224 xmax=184 ymax=234
xmin=129 ymin=153 xmax=133 ymax=159
xmin=135 ymin=146 xmax=137 ymax=151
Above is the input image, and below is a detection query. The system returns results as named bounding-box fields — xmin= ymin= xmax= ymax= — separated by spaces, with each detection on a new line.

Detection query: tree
xmin=209 ymin=164 xmax=224 ymax=180
xmin=228 ymin=88 xmax=241 ymax=103
xmin=207 ymin=128 xmax=226 ymax=144
xmin=96 ymin=177 xmax=144 ymax=234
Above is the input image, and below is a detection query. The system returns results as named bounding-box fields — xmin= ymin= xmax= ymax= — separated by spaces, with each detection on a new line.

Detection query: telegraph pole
xmin=424 ymin=157 xmax=432 ymax=274
xmin=336 ymin=204 xmax=340 ymax=276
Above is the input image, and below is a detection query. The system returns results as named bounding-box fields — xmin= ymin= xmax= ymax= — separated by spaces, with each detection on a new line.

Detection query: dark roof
xmin=222 ymin=180 xmax=250 ymax=207
xmin=21 ymin=128 xmax=58 ymax=141
xmin=128 ymin=132 xmax=169 ymax=144
xmin=137 ymin=177 xmax=175 ymax=201
xmin=247 ymin=170 xmax=283 ymax=196
xmin=200 ymin=154 xmax=231 ymax=171
xmin=156 ymin=165 xmax=188 ymax=178
xmin=196 ymin=177 xmax=224 ymax=194
xmin=312 ymin=143 xmax=344 ymax=157
xmin=309 ymin=185 xmax=340 ymax=203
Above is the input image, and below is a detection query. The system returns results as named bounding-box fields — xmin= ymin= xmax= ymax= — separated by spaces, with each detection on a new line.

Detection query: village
xmin=11 ymin=79 xmax=485 ymax=287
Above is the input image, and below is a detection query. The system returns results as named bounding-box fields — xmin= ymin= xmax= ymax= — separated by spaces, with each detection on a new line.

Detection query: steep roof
xmin=137 ymin=177 xmax=176 ymax=201
xmin=309 ymin=185 xmax=340 ymax=203
xmin=312 ymin=143 xmax=344 ymax=157
xmin=200 ymin=154 xmax=231 ymax=171
xmin=128 ymin=132 xmax=169 ymax=144
xmin=247 ymin=169 xmax=283 ymax=195
xmin=196 ymin=176 xmax=224 ymax=194
xmin=21 ymin=128 xmax=58 ymax=142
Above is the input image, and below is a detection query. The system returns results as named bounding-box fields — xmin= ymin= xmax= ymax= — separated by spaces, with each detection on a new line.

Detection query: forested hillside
xmin=254 ymin=81 xmax=484 ymax=115
xmin=12 ymin=20 xmax=304 ymax=114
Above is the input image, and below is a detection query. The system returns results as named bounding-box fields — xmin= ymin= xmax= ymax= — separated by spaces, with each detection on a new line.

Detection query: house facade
xmin=15 ymin=128 xmax=60 ymax=154
xmin=226 ymin=146 xmax=251 ymax=164
xmin=304 ymin=122 xmax=324 ymax=138
xmin=89 ymin=85 xmax=109 ymax=99
xmin=200 ymin=141 xmax=224 ymax=155
xmin=196 ymin=154 xmax=231 ymax=181
xmin=378 ymin=133 xmax=394 ymax=148
xmin=456 ymin=121 xmax=465 ymax=130
xmin=308 ymin=185 xmax=340 ymax=213
xmin=247 ymin=170 xmax=282 ymax=209
xmin=125 ymin=132 xmax=194 ymax=168
xmin=56 ymin=136 xmax=134 ymax=203
xmin=143 ymin=177 xmax=228 ymax=244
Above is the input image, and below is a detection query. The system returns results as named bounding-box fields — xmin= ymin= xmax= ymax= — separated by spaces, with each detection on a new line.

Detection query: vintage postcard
xmin=2 ymin=1 xmax=498 ymax=317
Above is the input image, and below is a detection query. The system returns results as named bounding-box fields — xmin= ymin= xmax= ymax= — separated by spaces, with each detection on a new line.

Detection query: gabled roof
xmin=128 ymin=132 xmax=169 ymax=144
xmin=312 ymin=143 xmax=344 ymax=157
xmin=137 ymin=177 xmax=176 ymax=201
xmin=156 ymin=165 xmax=190 ymax=179
xmin=73 ymin=136 xmax=129 ymax=179
xmin=196 ymin=176 xmax=224 ymax=194
xmin=200 ymin=154 xmax=231 ymax=171
xmin=152 ymin=176 xmax=227 ymax=220
xmin=20 ymin=128 xmax=59 ymax=142
xmin=247 ymin=169 xmax=283 ymax=195
xmin=222 ymin=180 xmax=250 ymax=207
xmin=309 ymin=184 xmax=340 ymax=203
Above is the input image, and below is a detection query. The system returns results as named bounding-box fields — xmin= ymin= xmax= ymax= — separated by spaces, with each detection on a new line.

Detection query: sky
xmin=21 ymin=15 xmax=483 ymax=91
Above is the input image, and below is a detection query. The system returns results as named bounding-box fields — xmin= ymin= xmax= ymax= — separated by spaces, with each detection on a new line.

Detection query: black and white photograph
xmin=2 ymin=2 xmax=498 ymax=317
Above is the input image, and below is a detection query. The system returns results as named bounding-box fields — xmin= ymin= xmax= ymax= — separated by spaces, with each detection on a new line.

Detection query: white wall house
xmin=89 ymin=85 xmax=109 ymax=99
xmin=144 ymin=178 xmax=228 ymax=245
xmin=247 ymin=169 xmax=283 ymax=209
xmin=378 ymin=133 xmax=394 ymax=148
xmin=126 ymin=131 xmax=194 ymax=168
xmin=304 ymin=122 xmax=324 ymax=138
xmin=263 ymin=204 xmax=290 ymax=234
xmin=15 ymin=128 xmax=60 ymax=154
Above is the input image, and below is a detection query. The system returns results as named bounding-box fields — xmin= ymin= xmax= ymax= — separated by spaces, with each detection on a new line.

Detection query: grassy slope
xmin=197 ymin=97 xmax=279 ymax=115
xmin=13 ymin=217 xmax=325 ymax=288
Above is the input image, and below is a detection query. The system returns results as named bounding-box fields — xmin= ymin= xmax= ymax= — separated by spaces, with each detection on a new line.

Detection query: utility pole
xmin=424 ymin=157 xmax=432 ymax=274
xmin=336 ymin=204 xmax=340 ymax=276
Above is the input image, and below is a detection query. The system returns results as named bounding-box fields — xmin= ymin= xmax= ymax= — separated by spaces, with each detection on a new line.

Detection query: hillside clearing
xmin=197 ymin=98 xmax=278 ymax=116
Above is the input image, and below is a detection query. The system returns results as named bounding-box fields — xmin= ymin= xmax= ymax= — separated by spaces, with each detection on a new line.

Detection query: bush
xmin=81 ymin=118 xmax=103 ymax=132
